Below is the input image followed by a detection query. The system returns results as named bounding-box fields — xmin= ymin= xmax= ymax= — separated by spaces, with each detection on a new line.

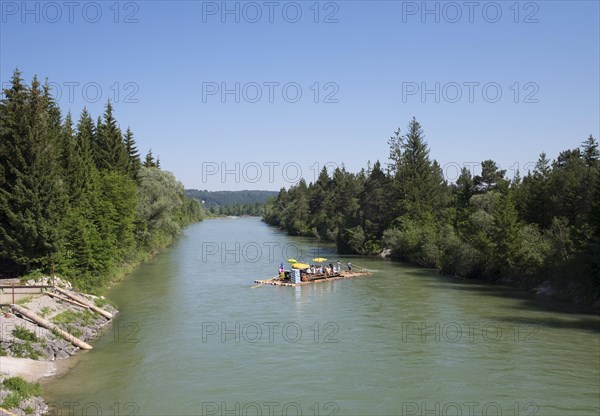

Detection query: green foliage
xmin=93 ymin=296 xmax=115 ymax=309
xmin=143 ymin=149 xmax=158 ymax=168
xmin=53 ymin=309 xmax=96 ymax=326
xmin=0 ymin=72 xmax=66 ymax=271
xmin=206 ymin=202 xmax=266 ymax=217
xmin=383 ymin=217 xmax=440 ymax=268
xmin=19 ymin=270 xmax=44 ymax=284
xmin=1 ymin=393 xmax=21 ymax=409
xmin=3 ymin=377 xmax=41 ymax=397
xmin=2 ymin=377 xmax=42 ymax=409
xmin=12 ymin=325 xmax=38 ymax=342
xmin=474 ymin=159 xmax=507 ymax=192
xmin=136 ymin=167 xmax=185 ymax=247
xmin=0 ymin=69 xmax=202 ymax=291
xmin=264 ymin=117 xmax=600 ymax=307
xmin=11 ymin=341 xmax=41 ymax=359
xmin=93 ymin=101 xmax=128 ymax=173
xmin=186 ymin=189 xmax=278 ymax=209
xmin=15 ymin=296 xmax=33 ymax=305
xmin=123 ymin=127 xmax=142 ymax=178
xmin=39 ymin=306 xmax=52 ymax=318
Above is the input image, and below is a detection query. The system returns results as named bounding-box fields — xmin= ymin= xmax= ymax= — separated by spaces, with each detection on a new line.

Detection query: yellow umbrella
xmin=312 ymin=257 xmax=327 ymax=262
xmin=292 ymin=263 xmax=310 ymax=269
xmin=287 ymin=258 xmax=298 ymax=263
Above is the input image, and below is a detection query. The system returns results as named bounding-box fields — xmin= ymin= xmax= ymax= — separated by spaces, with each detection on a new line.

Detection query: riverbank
xmin=377 ymin=249 xmax=600 ymax=313
xmin=0 ymin=276 xmax=118 ymax=415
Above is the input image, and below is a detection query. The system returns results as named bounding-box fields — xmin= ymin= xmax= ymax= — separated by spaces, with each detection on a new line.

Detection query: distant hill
xmin=185 ymin=189 xmax=278 ymax=209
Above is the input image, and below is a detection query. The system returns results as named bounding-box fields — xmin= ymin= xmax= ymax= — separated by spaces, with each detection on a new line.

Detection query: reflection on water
xmin=45 ymin=218 xmax=600 ymax=416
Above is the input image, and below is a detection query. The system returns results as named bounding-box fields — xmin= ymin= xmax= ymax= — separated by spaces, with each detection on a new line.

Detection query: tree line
xmin=264 ymin=117 xmax=600 ymax=307
xmin=0 ymin=69 xmax=203 ymax=291
xmin=185 ymin=190 xmax=277 ymax=217
xmin=205 ymin=202 xmax=266 ymax=217
xmin=185 ymin=190 xmax=277 ymax=207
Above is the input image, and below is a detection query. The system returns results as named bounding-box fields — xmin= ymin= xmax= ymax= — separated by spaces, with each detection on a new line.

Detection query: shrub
xmin=1 ymin=377 xmax=42 ymax=409
xmin=3 ymin=377 xmax=41 ymax=397
xmin=1 ymin=393 xmax=20 ymax=409
xmin=12 ymin=326 xmax=37 ymax=342
xmin=11 ymin=342 xmax=41 ymax=360
xmin=39 ymin=306 xmax=52 ymax=318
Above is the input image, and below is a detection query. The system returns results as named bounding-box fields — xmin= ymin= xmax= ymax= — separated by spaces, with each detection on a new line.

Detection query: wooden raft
xmin=254 ymin=271 xmax=372 ymax=287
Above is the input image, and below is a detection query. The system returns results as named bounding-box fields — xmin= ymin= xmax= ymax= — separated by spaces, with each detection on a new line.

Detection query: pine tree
xmin=490 ymin=192 xmax=520 ymax=278
xmin=455 ymin=167 xmax=475 ymax=209
xmin=360 ymin=161 xmax=392 ymax=240
xmin=74 ymin=108 xmax=97 ymax=197
xmin=123 ymin=127 xmax=141 ymax=178
xmin=307 ymin=166 xmax=332 ymax=238
xmin=394 ymin=117 xmax=446 ymax=218
xmin=387 ymin=128 xmax=403 ymax=175
xmin=0 ymin=71 xmax=65 ymax=269
xmin=93 ymin=100 xmax=128 ymax=172
xmin=144 ymin=149 xmax=157 ymax=168
xmin=474 ymin=160 xmax=507 ymax=192
xmin=282 ymin=179 xmax=310 ymax=235
xmin=533 ymin=152 xmax=551 ymax=177
xmin=549 ymin=149 xmax=591 ymax=227
xmin=520 ymin=153 xmax=552 ymax=227
xmin=581 ymin=135 xmax=599 ymax=167
xmin=0 ymin=69 xmax=29 ymax=269
xmin=60 ymin=112 xmax=78 ymax=199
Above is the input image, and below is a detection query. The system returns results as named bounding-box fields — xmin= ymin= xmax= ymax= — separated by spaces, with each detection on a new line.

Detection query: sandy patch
xmin=0 ymin=357 xmax=56 ymax=383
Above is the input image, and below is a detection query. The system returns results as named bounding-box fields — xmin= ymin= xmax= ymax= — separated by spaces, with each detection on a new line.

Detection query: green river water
xmin=44 ymin=218 xmax=600 ymax=416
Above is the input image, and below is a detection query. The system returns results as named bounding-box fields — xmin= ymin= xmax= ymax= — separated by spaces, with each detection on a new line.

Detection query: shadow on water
xmin=419 ymin=270 xmax=600 ymax=333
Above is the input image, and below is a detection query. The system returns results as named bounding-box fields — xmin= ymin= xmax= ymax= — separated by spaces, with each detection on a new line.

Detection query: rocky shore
xmin=0 ymin=277 xmax=118 ymax=416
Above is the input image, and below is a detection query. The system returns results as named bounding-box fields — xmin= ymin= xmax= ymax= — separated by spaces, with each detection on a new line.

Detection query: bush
xmin=383 ymin=218 xmax=440 ymax=268
xmin=439 ymin=226 xmax=483 ymax=278
xmin=53 ymin=309 xmax=96 ymax=326
xmin=39 ymin=306 xmax=52 ymax=318
xmin=1 ymin=393 xmax=20 ymax=409
xmin=513 ymin=224 xmax=551 ymax=282
xmin=19 ymin=269 xmax=45 ymax=285
xmin=94 ymin=296 xmax=115 ymax=309
xmin=3 ymin=377 xmax=41 ymax=397
xmin=12 ymin=326 xmax=38 ymax=342
xmin=11 ymin=342 xmax=41 ymax=360
xmin=1 ymin=377 xmax=42 ymax=409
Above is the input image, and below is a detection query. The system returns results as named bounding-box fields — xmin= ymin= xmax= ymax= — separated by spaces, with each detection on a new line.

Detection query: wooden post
xmin=10 ymin=304 xmax=93 ymax=350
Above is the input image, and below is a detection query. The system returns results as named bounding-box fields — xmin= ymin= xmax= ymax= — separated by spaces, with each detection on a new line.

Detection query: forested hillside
xmin=185 ymin=189 xmax=277 ymax=216
xmin=0 ymin=69 xmax=203 ymax=290
xmin=264 ymin=118 xmax=600 ymax=308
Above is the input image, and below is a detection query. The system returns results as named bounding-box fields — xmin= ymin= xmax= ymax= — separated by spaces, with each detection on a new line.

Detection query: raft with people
xmin=254 ymin=258 xmax=372 ymax=287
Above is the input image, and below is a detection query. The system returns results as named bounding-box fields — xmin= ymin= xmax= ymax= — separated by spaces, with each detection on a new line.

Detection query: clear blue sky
xmin=1 ymin=0 xmax=599 ymax=190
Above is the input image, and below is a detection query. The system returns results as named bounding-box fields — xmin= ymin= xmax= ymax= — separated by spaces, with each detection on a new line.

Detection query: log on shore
xmin=46 ymin=291 xmax=89 ymax=309
xmin=54 ymin=287 xmax=112 ymax=319
xmin=10 ymin=304 xmax=93 ymax=350
xmin=0 ymin=406 xmax=19 ymax=416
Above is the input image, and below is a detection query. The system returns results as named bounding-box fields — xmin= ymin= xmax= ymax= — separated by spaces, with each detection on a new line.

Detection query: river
xmin=44 ymin=217 xmax=600 ymax=416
